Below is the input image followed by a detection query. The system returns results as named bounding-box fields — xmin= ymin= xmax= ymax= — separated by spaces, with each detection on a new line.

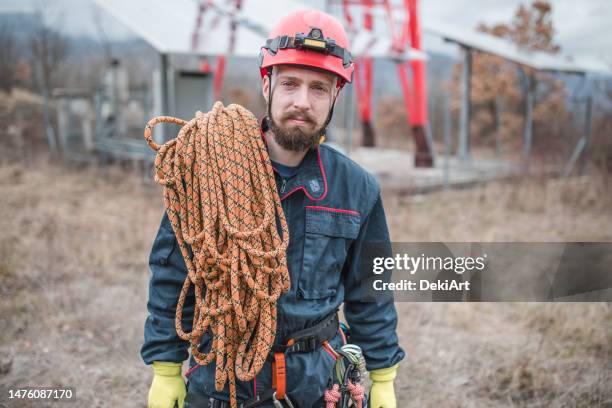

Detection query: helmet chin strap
xmin=266 ymin=69 xmax=273 ymax=127
xmin=265 ymin=68 xmax=340 ymax=146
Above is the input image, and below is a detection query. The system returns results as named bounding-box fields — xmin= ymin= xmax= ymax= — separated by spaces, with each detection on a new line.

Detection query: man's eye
xmin=282 ymin=81 xmax=296 ymax=87
xmin=312 ymin=85 xmax=329 ymax=93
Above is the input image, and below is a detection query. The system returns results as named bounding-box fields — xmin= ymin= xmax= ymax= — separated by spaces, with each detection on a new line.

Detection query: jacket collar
xmin=260 ymin=117 xmax=328 ymax=201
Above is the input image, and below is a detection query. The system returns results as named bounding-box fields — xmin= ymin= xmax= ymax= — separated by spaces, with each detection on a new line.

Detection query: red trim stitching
xmin=306 ymin=205 xmax=359 ymax=216
xmin=185 ymin=363 xmax=201 ymax=378
xmin=280 ymin=147 xmax=328 ymax=201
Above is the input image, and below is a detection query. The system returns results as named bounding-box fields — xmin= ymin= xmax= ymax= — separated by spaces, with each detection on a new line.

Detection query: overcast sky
xmin=1 ymin=0 xmax=610 ymax=66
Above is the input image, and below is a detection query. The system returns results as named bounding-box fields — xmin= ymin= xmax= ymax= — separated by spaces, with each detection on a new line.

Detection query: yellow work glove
xmin=368 ymin=364 xmax=398 ymax=408
xmin=148 ymin=361 xmax=186 ymax=408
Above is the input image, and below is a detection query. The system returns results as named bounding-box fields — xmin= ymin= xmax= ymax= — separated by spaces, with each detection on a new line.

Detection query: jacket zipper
xmin=280 ymin=178 xmax=287 ymax=194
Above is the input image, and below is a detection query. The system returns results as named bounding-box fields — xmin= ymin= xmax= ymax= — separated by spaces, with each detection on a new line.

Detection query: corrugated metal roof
xmin=92 ymin=0 xmax=426 ymax=60
xmin=92 ymin=0 xmax=266 ymax=57
xmin=423 ymin=19 xmax=611 ymax=75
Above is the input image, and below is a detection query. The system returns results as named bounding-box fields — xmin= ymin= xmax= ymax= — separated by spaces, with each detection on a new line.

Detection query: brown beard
xmin=268 ymin=110 xmax=326 ymax=152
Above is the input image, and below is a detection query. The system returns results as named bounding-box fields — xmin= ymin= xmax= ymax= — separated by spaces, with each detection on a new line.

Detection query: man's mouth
xmin=286 ymin=116 xmax=311 ymax=125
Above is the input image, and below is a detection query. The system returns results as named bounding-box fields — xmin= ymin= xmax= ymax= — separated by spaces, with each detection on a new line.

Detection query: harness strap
xmin=271 ymin=352 xmax=287 ymax=399
xmin=272 ymin=312 xmax=340 ymax=354
xmin=241 ymin=311 xmax=340 ymax=406
xmin=185 ymin=389 xmax=278 ymax=408
xmin=272 ymin=311 xmax=338 ymax=402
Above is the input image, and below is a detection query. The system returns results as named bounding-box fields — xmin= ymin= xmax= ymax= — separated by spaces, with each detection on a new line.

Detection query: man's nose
xmin=292 ymin=85 xmax=310 ymax=110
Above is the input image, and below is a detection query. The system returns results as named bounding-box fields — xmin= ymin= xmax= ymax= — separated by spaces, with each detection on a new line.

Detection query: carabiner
xmin=271 ymin=391 xmax=295 ymax=408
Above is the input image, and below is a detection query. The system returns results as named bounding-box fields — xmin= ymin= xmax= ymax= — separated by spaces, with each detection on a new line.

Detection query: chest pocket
xmin=299 ymin=207 xmax=361 ymax=300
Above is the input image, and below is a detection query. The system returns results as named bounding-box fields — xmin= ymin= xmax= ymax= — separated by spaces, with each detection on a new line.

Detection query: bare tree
xmin=29 ymin=3 xmax=70 ymax=95
xmin=27 ymin=1 xmax=71 ymax=155
xmin=92 ymin=4 xmax=112 ymax=63
xmin=447 ymin=0 xmax=570 ymax=157
xmin=0 ymin=23 xmax=19 ymax=93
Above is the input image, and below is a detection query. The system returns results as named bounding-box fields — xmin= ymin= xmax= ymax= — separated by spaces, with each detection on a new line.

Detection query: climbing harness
xmin=195 ymin=310 xmax=362 ymax=408
xmin=202 ymin=311 xmax=340 ymax=407
xmin=144 ymin=102 xmax=291 ymax=408
xmin=269 ymin=311 xmax=340 ymax=405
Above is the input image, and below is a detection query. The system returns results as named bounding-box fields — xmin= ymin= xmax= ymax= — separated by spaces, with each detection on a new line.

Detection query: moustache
xmin=282 ymin=112 xmax=315 ymax=124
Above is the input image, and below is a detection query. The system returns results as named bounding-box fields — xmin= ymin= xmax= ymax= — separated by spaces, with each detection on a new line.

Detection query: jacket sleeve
xmin=342 ymin=192 xmax=405 ymax=371
xmin=140 ymin=211 xmax=195 ymax=365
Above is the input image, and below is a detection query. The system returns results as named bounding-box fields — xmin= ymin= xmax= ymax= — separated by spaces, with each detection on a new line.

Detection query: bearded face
xmin=263 ymin=65 xmax=336 ymax=152
xmin=268 ymin=107 xmax=325 ymax=151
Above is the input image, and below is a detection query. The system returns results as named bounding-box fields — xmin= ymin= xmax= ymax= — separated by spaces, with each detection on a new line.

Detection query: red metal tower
xmin=336 ymin=0 xmax=433 ymax=167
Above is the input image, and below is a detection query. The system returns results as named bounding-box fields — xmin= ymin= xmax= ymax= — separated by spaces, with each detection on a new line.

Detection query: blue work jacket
xmin=141 ymin=142 xmax=405 ymax=407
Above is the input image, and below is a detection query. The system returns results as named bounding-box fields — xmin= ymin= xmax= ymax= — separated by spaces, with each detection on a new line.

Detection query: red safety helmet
xmin=259 ymin=10 xmax=354 ymax=87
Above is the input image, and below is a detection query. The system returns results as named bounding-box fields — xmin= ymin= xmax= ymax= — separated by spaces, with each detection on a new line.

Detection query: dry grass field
xmin=0 ymin=157 xmax=610 ymax=407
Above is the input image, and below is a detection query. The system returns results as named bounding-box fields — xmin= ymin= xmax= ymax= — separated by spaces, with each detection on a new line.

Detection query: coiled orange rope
xmin=144 ymin=102 xmax=290 ymax=408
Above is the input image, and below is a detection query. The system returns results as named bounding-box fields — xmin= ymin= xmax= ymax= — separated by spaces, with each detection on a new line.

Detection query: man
xmin=142 ymin=9 xmax=404 ymax=408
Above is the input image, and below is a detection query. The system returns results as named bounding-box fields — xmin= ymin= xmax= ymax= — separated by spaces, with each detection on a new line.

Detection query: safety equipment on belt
xmin=270 ymin=311 xmax=340 ymax=403
xmin=323 ymin=342 xmax=366 ymax=408
xmin=144 ymin=102 xmax=291 ymax=408
xmin=368 ymin=364 xmax=399 ymax=408
xmin=187 ymin=311 xmax=344 ymax=407
xmin=258 ymin=10 xmax=354 ymax=86
xmin=148 ymin=361 xmax=187 ymax=408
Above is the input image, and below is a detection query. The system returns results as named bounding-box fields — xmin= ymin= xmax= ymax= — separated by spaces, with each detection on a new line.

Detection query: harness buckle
xmin=307 ymin=336 xmax=317 ymax=351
